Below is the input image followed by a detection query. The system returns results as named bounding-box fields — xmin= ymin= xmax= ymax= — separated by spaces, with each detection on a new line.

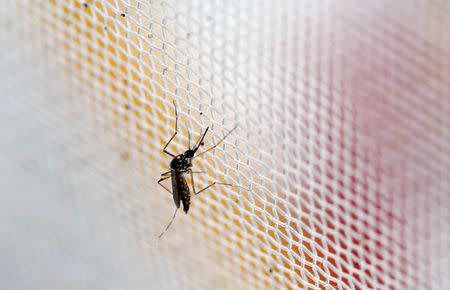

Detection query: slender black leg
xmin=158 ymin=207 xmax=178 ymax=238
xmin=158 ymin=176 xmax=172 ymax=195
xmin=195 ymin=181 xmax=249 ymax=195
xmin=188 ymin=170 xmax=207 ymax=195
xmin=188 ymin=128 xmax=191 ymax=150
xmin=163 ymin=100 xmax=178 ymax=157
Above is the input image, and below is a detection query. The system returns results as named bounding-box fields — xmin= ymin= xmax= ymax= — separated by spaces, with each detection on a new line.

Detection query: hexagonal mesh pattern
xmin=1 ymin=0 xmax=449 ymax=289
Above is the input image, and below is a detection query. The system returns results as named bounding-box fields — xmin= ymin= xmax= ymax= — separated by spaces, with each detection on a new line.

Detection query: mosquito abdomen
xmin=171 ymin=171 xmax=190 ymax=213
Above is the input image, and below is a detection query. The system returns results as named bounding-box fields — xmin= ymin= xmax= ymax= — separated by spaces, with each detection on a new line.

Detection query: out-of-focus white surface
xmin=0 ymin=39 xmax=139 ymax=290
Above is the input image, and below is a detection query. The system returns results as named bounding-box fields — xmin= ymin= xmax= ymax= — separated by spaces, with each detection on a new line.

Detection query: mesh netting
xmin=1 ymin=0 xmax=449 ymax=289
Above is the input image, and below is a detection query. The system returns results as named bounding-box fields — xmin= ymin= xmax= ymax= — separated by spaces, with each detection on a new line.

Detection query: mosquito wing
xmin=170 ymin=171 xmax=181 ymax=208
xmin=171 ymin=171 xmax=191 ymax=213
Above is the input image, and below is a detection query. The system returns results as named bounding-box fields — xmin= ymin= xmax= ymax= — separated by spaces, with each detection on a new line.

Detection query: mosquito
xmin=157 ymin=100 xmax=247 ymax=238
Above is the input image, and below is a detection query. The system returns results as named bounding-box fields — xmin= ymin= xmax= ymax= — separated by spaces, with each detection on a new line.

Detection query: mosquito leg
xmin=163 ymin=100 xmax=178 ymax=157
xmin=159 ymin=207 xmax=178 ymax=238
xmin=188 ymin=127 xmax=191 ymax=150
xmin=188 ymin=170 xmax=208 ymax=194
xmin=195 ymin=182 xmax=249 ymax=195
xmin=158 ymin=176 xmax=173 ymax=195
xmin=163 ymin=134 xmax=177 ymax=157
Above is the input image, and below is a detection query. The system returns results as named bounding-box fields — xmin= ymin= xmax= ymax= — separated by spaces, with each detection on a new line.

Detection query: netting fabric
xmin=1 ymin=0 xmax=449 ymax=289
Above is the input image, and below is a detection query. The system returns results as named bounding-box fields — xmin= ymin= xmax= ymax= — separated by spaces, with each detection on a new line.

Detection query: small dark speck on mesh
xmin=120 ymin=151 xmax=131 ymax=161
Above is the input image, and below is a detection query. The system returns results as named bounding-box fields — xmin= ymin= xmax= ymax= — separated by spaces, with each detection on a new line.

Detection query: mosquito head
xmin=183 ymin=149 xmax=195 ymax=158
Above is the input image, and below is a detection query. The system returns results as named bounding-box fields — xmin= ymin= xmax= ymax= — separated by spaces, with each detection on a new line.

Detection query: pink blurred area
xmin=278 ymin=1 xmax=449 ymax=288
xmin=326 ymin=2 xmax=448 ymax=288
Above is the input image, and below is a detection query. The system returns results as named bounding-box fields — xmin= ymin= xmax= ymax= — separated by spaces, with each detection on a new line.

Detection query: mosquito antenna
xmin=158 ymin=207 xmax=179 ymax=238
xmin=194 ymin=125 xmax=238 ymax=158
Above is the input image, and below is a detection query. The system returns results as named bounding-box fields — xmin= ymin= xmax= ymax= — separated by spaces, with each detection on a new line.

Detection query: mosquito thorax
xmin=170 ymin=153 xmax=192 ymax=171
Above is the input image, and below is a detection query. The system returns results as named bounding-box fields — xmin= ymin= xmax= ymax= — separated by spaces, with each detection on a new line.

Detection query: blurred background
xmin=1 ymin=1 xmax=449 ymax=289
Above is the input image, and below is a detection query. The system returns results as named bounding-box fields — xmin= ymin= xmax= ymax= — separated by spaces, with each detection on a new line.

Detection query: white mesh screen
xmin=1 ymin=1 xmax=449 ymax=289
